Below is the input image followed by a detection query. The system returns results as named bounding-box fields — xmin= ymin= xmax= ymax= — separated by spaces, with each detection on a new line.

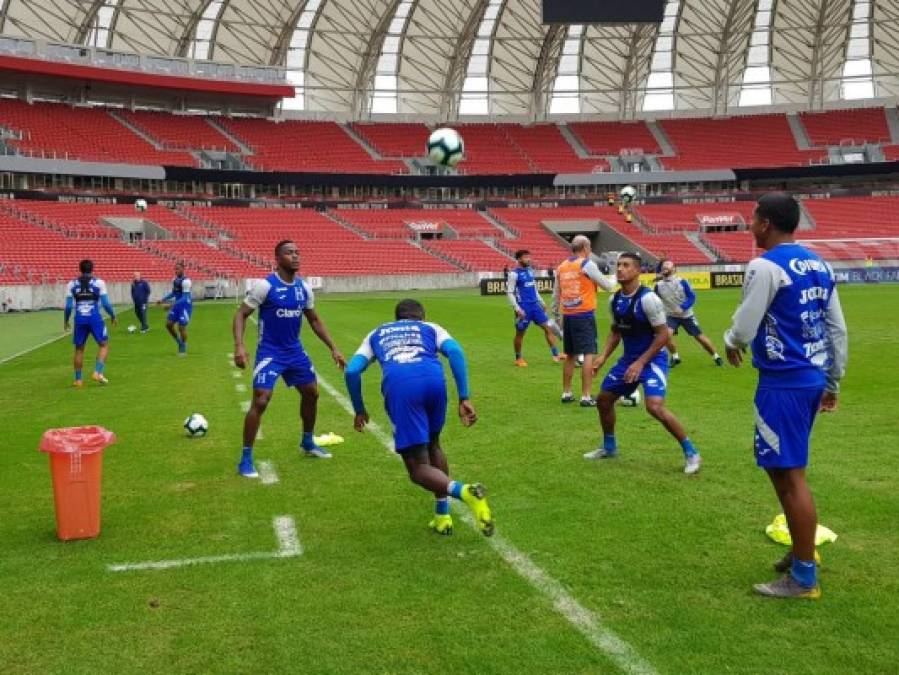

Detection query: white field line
xmin=239 ymin=400 xmax=251 ymax=413
xmin=232 ymin=371 xmax=242 ymax=378
xmin=318 ymin=377 xmax=655 ymax=675
xmin=258 ymin=461 xmax=278 ymax=485
xmin=316 ymin=375 xmax=394 ymax=453
xmin=235 ymin=383 xmax=247 ymax=393
xmin=0 ymin=306 xmax=134 ymax=366
xmin=107 ymin=515 xmax=301 ymax=572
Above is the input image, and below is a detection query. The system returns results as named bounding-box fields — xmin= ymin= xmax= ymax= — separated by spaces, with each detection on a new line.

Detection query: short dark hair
xmin=618 ymin=252 xmax=642 ymax=265
xmin=756 ymin=192 xmax=800 ymax=233
xmin=514 ymin=249 xmax=530 ymax=260
xmin=79 ymin=259 xmax=93 ymax=274
xmin=395 ymin=298 xmax=425 ymax=321
xmin=275 ymin=239 xmax=295 ymax=257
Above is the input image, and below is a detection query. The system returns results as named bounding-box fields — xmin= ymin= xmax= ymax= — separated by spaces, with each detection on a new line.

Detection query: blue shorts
xmin=667 ymin=315 xmax=702 ymax=337
xmin=384 ymin=377 xmax=447 ymax=453
xmin=515 ymin=303 xmax=550 ymax=332
xmin=601 ymin=356 xmax=668 ymax=399
xmin=252 ymin=350 xmax=316 ymax=390
xmin=753 ymin=387 xmax=824 ymax=469
xmin=167 ymin=303 xmax=192 ymax=326
xmin=73 ymin=319 xmax=108 ymax=347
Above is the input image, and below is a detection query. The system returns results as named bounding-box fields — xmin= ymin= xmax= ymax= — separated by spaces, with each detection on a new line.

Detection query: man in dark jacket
xmin=131 ymin=271 xmax=151 ymax=332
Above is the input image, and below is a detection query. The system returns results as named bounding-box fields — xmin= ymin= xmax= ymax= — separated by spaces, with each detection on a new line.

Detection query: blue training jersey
xmin=67 ymin=276 xmax=108 ymax=324
xmin=511 ymin=266 xmax=541 ymax=306
xmin=354 ymin=320 xmax=451 ymax=392
xmin=609 ymin=286 xmax=668 ymax=361
xmin=750 ymin=244 xmax=835 ymax=387
xmin=244 ymin=273 xmax=314 ymax=354
xmin=171 ymin=275 xmax=192 ymax=306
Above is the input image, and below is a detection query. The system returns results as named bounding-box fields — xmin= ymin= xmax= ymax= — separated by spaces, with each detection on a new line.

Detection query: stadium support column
xmin=807 ymin=0 xmax=853 ymax=111
xmin=617 ymin=24 xmax=656 ymax=120
xmin=711 ymin=0 xmax=756 ymax=116
xmin=440 ymin=0 xmax=491 ymax=120
xmin=531 ymin=24 xmax=566 ymax=121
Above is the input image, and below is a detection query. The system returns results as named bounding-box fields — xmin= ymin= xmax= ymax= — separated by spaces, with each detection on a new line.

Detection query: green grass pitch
xmin=1 ymin=286 xmax=897 ymax=673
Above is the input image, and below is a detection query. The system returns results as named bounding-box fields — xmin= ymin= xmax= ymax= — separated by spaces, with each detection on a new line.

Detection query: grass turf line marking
xmin=316 ymin=375 xmax=394 ymax=452
xmin=235 ymin=383 xmax=247 ymax=393
xmin=317 ymin=375 xmax=654 ymax=675
xmin=107 ymin=515 xmax=300 ymax=572
xmin=239 ymin=400 xmax=251 ymax=413
xmin=258 ymin=461 xmax=279 ymax=485
xmin=232 ymin=371 xmax=242 ymax=378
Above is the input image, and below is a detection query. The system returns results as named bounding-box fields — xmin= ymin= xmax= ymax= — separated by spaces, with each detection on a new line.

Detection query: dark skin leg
xmin=166 ymin=320 xmax=179 ymax=343
xmin=767 ymin=467 xmax=817 ymax=564
xmin=428 ymin=436 xmax=450 ymax=499
xmin=513 ymin=329 xmax=526 ymax=357
xmin=401 ymin=444 xmax=452 ymax=496
xmin=73 ymin=345 xmax=86 ymax=374
xmin=298 ymin=382 xmax=319 ymax=434
xmin=243 ymin=388 xmax=272 ymax=446
xmin=597 ymin=390 xmax=617 ymax=435
xmin=644 ymin=396 xmax=689 ymax=442
xmin=178 ymin=324 xmax=188 ymax=346
xmin=694 ymin=333 xmax=718 ymax=356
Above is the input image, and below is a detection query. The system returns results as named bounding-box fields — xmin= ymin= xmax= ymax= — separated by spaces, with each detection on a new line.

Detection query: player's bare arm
xmin=303 ymin=307 xmax=346 ymax=368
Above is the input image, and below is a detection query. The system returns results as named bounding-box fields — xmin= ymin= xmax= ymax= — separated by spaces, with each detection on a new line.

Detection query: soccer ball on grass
xmin=184 ymin=413 xmax=209 ymax=437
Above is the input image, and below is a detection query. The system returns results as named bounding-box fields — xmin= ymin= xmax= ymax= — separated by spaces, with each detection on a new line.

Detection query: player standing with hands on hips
xmin=725 ymin=192 xmax=848 ymax=599
xmin=233 ymin=240 xmax=346 ymax=478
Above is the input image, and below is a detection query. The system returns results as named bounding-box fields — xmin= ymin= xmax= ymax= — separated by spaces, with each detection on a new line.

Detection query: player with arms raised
xmin=507 ymin=249 xmax=562 ymax=366
xmin=233 ymin=240 xmax=346 ymax=478
xmin=585 ymin=253 xmax=702 ymax=474
xmin=725 ymin=192 xmax=847 ymax=599
xmin=344 ymin=299 xmax=493 ymax=537
xmin=64 ymin=259 xmax=116 ymax=386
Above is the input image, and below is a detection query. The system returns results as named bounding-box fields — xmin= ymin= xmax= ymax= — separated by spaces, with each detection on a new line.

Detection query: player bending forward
xmin=585 ymin=253 xmax=702 ymax=474
xmin=344 ymin=299 xmax=494 ymax=537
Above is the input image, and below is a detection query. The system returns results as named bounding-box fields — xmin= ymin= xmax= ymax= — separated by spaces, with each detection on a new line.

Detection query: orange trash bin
xmin=39 ymin=426 xmax=115 ymax=541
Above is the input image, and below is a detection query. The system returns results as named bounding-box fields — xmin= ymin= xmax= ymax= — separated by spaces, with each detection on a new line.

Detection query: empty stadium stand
xmin=216 ymin=119 xmax=406 ymax=174
xmin=658 ymin=115 xmax=827 ymax=170
xmin=502 ymin=125 xmax=608 ymax=173
xmin=0 ymin=99 xmax=196 ymax=166
xmin=799 ymin=108 xmax=891 ymax=146
xmin=118 ymin=110 xmax=239 ymax=152
xmin=349 ymin=123 xmax=430 ymax=157
xmin=567 ymin=121 xmax=662 ymax=156
xmin=334 ymin=208 xmax=504 ymax=239
xmin=453 ymin=124 xmax=533 ymax=174
xmin=422 ymin=240 xmax=514 ymax=272
xmin=184 ymin=206 xmax=459 ymax=276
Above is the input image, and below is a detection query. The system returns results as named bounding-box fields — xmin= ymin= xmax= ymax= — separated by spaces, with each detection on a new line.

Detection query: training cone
xmin=39 ymin=426 xmax=115 ymax=541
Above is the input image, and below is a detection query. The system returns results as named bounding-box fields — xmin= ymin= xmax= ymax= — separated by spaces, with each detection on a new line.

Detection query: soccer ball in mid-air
xmin=134 ymin=198 xmax=148 ymax=212
xmin=184 ymin=413 xmax=209 ymax=437
xmin=619 ymin=185 xmax=637 ymax=204
xmin=126 ymin=325 xmax=137 ymax=334
xmin=617 ymin=389 xmax=642 ymax=407
xmin=427 ymin=127 xmax=464 ymax=167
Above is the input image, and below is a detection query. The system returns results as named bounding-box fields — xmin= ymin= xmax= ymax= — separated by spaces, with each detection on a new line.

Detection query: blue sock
xmin=791 ymin=557 xmax=817 ymax=588
xmin=515 ymin=351 xmax=522 ymax=360
xmin=74 ymin=369 xmax=82 ymax=381
xmin=301 ymin=431 xmax=316 ymax=449
xmin=241 ymin=446 xmax=253 ymax=463
xmin=603 ymin=433 xmax=617 ymax=452
xmin=550 ymin=346 xmax=559 ymax=356
xmin=680 ymin=438 xmax=698 ymax=457
xmin=435 ymin=497 xmax=450 ymax=516
xmin=447 ymin=480 xmax=464 ymax=500
xmin=94 ymin=360 xmax=104 ymax=375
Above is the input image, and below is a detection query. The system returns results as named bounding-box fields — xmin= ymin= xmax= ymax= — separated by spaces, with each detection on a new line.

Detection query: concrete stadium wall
xmin=0 ymin=273 xmax=479 ymax=310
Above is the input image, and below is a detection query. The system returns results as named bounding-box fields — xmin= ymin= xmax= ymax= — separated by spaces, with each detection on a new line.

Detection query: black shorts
xmin=563 ymin=315 xmax=597 ymax=355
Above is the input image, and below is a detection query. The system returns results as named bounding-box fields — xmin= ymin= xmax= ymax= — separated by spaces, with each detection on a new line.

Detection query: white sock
xmin=712 ymin=353 xmax=720 ymax=359
xmin=563 ymin=391 xmax=572 ymax=397
xmin=672 ymin=352 xmax=680 ymax=360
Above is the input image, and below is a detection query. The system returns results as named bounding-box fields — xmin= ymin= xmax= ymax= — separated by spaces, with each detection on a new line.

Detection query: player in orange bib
xmin=551 ymin=236 xmax=616 ymax=406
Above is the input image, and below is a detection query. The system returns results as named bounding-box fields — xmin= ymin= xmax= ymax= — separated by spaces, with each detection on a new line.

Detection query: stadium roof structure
xmin=0 ymin=0 xmax=897 ymax=120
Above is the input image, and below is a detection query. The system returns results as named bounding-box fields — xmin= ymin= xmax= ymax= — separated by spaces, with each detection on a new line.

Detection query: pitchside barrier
xmin=480 ymin=272 xmax=712 ymax=296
